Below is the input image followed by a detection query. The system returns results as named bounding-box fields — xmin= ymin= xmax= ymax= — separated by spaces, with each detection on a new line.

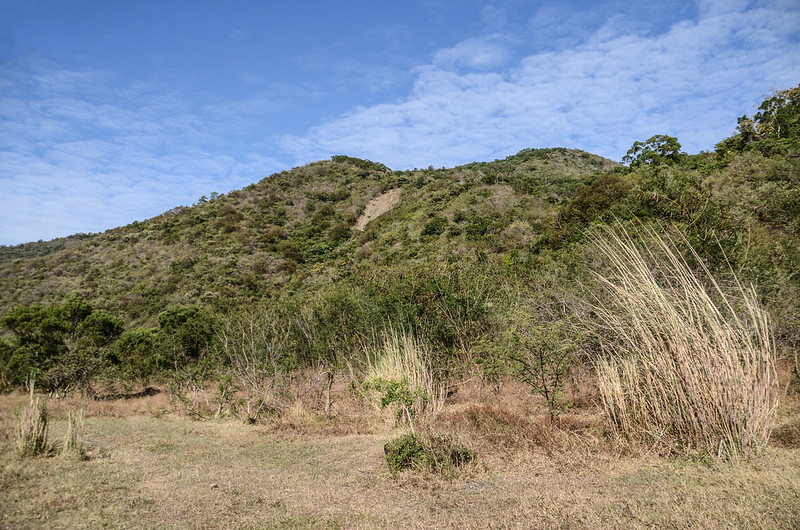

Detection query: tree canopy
xmin=622 ymin=134 xmax=684 ymax=167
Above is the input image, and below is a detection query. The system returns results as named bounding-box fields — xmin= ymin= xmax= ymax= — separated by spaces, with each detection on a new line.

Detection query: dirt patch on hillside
xmin=354 ymin=189 xmax=401 ymax=230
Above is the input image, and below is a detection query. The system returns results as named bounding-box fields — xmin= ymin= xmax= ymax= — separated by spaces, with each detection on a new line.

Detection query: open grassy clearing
xmin=2 ymin=386 xmax=799 ymax=529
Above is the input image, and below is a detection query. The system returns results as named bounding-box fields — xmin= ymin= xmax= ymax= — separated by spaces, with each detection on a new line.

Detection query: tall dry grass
xmin=62 ymin=409 xmax=86 ymax=459
xmin=590 ymin=223 xmax=778 ymax=459
xmin=16 ymin=394 xmax=50 ymax=458
xmin=363 ymin=328 xmax=445 ymax=418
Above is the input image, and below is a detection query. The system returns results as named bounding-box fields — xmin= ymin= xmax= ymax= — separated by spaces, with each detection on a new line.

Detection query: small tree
xmin=216 ymin=307 xmax=293 ymax=422
xmin=505 ymin=318 xmax=575 ymax=421
xmin=753 ymin=85 xmax=800 ymax=141
xmin=295 ymin=287 xmax=368 ymax=416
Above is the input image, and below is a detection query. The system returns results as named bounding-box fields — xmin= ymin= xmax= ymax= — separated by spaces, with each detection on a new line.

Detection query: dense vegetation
xmin=1 ymin=86 xmax=798 ymax=459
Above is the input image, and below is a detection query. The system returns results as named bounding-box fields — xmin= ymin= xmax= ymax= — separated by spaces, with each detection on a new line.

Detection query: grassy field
xmin=1 ymin=384 xmax=800 ymax=529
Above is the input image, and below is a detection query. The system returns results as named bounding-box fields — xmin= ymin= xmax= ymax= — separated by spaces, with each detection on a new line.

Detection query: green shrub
xmin=421 ymin=216 xmax=448 ymax=237
xmin=384 ymin=432 xmax=475 ymax=476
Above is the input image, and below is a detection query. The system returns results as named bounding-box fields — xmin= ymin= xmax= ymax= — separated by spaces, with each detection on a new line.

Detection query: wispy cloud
xmin=280 ymin=0 xmax=800 ymax=169
xmin=433 ymin=35 xmax=513 ymax=71
xmin=0 ymin=60 xmax=285 ymax=244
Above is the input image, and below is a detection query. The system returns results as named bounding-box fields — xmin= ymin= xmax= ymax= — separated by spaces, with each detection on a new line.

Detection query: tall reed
xmin=16 ymin=393 xmax=50 ymax=457
xmin=591 ymin=223 xmax=778 ymax=459
xmin=62 ymin=409 xmax=86 ymax=459
xmin=364 ymin=328 xmax=444 ymax=417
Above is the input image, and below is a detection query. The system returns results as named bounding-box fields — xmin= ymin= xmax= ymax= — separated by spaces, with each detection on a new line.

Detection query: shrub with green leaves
xmin=384 ymin=432 xmax=475 ymax=476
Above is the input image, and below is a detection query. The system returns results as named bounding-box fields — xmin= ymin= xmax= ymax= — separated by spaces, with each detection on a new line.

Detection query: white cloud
xmin=0 ymin=61 xmax=286 ymax=244
xmin=433 ymin=35 xmax=512 ymax=70
xmin=280 ymin=1 xmax=800 ymax=169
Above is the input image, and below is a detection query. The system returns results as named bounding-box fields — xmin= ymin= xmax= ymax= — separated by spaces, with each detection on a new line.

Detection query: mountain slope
xmin=0 ymin=148 xmax=617 ymax=325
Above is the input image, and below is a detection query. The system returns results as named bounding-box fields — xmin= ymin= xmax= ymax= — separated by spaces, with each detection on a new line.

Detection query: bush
xmin=384 ymin=432 xmax=475 ymax=476
xmin=421 ymin=216 xmax=448 ymax=238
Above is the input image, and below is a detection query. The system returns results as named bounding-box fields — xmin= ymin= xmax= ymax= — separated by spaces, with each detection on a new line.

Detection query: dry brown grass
xmin=14 ymin=394 xmax=50 ymax=458
xmin=1 ymin=380 xmax=799 ymax=529
xmin=591 ymin=223 xmax=779 ymax=459
xmin=362 ymin=328 xmax=446 ymax=418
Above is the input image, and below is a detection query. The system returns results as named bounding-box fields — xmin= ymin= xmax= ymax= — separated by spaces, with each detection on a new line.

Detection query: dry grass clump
xmin=362 ymin=328 xmax=445 ymax=419
xmin=591 ymin=223 xmax=778 ymax=459
xmin=62 ymin=409 xmax=86 ymax=459
xmin=434 ymin=377 xmax=607 ymax=459
xmin=15 ymin=394 xmax=50 ymax=457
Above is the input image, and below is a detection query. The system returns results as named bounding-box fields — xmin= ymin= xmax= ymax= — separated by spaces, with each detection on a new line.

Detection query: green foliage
xmin=384 ymin=432 xmax=475 ymax=476
xmin=294 ymin=286 xmax=369 ymax=367
xmin=557 ymin=173 xmax=633 ymax=229
xmin=752 ymin=85 xmax=800 ymax=148
xmin=0 ymin=296 xmax=124 ymax=395
xmin=717 ymin=84 xmax=800 ymax=155
xmin=0 ymin=337 xmax=13 ymax=390
xmin=622 ymin=134 xmax=684 ymax=167
xmin=157 ymin=304 xmax=215 ymax=366
xmin=421 ymin=216 xmax=448 ymax=237
xmin=0 ymin=233 xmax=96 ymax=264
xmin=114 ymin=327 xmax=161 ymax=380
xmin=504 ymin=319 xmax=575 ymax=421
xmin=361 ymin=376 xmax=426 ymax=422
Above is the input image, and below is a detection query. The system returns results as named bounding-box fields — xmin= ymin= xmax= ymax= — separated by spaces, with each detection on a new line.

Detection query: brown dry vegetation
xmin=2 ymin=377 xmax=799 ymax=530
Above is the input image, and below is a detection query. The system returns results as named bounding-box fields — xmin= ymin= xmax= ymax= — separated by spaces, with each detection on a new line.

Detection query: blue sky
xmin=1 ymin=0 xmax=799 ymax=245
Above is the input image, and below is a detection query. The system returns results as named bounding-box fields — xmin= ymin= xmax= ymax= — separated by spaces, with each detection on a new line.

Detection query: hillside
xmin=0 ymin=148 xmax=617 ymax=325
xmin=0 ymin=87 xmax=798 ymax=467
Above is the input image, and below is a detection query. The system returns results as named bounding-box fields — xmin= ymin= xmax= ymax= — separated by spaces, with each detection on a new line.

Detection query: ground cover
xmin=1 ymin=386 xmax=799 ymax=529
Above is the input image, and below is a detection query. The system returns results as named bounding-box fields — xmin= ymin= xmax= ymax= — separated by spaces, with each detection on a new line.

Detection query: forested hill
xmin=0 ymin=86 xmax=798 ymax=396
xmin=0 ymin=148 xmax=617 ymax=324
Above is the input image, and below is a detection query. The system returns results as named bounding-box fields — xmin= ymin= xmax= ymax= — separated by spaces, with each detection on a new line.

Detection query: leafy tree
xmin=753 ymin=85 xmax=800 ymax=142
xmin=294 ymin=286 xmax=369 ymax=415
xmin=622 ymin=135 xmax=684 ymax=167
xmin=717 ymin=84 xmax=800 ymax=155
xmin=157 ymin=304 xmax=217 ymax=414
xmin=114 ymin=327 xmax=161 ymax=380
xmin=1 ymin=304 xmax=65 ymax=376
xmin=157 ymin=304 xmax=215 ymax=368
xmin=0 ymin=296 xmax=124 ymax=395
